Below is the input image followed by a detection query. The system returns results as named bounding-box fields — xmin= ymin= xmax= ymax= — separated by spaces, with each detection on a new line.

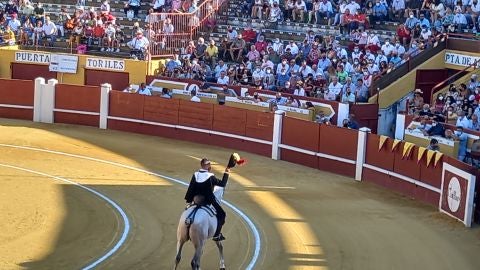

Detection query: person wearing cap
xmin=185 ymin=158 xmax=230 ymax=241
xmin=127 ymin=30 xmax=150 ymax=60
xmin=7 ymin=13 xmax=21 ymax=34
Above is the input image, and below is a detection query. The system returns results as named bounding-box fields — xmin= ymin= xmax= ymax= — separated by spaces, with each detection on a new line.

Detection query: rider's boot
xmin=212 ymin=224 xmax=225 ymax=241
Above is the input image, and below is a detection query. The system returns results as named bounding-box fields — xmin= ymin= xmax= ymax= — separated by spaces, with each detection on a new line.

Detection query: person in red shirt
xmin=254 ymin=35 xmax=268 ymax=55
xmin=396 ymin=23 xmax=411 ymax=46
xmin=341 ymin=9 xmax=354 ymax=34
xmin=241 ymin=25 xmax=257 ymax=46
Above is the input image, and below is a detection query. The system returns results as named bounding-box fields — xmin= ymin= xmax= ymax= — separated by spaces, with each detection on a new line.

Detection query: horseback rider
xmin=185 ymin=158 xmax=229 ymax=241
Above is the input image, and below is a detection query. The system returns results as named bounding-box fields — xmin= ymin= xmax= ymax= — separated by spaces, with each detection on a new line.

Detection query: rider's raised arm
xmin=212 ymin=170 xmax=229 ymax=188
xmin=184 ymin=174 xmax=196 ymax=203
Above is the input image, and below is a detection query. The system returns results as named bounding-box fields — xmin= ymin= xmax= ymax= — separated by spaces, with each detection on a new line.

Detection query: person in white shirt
xmin=394 ymin=41 xmax=406 ymax=57
xmin=226 ymin=26 xmax=238 ymax=42
xmin=42 ymin=16 xmax=57 ymax=47
xmin=137 ymin=83 xmax=152 ymax=96
xmin=101 ymin=0 xmax=111 ymax=14
xmin=299 ymin=61 xmax=313 ymax=78
xmin=217 ymin=71 xmax=230 ymax=84
xmin=345 ymin=0 xmax=360 ymax=14
xmin=163 ymin=18 xmax=174 ymax=34
xmin=285 ymin=41 xmax=299 ymax=56
xmin=293 ymin=81 xmax=306 ymax=96
xmin=190 ymin=89 xmax=201 ymax=102
xmin=127 ymin=30 xmax=150 ymax=60
xmin=7 ymin=14 xmax=21 ymax=33
xmin=375 ymin=50 xmax=388 ymax=66
xmin=328 ymin=76 xmax=343 ymax=100
xmin=456 ymin=110 xmax=471 ymax=129
xmin=381 ymin=39 xmax=395 ymax=57
xmin=293 ymin=0 xmax=306 ymax=22
xmin=420 ymin=25 xmax=431 ymax=39
xmin=318 ymin=0 xmax=334 ymax=25
xmin=452 ymin=10 xmax=468 ymax=31
xmin=351 ymin=46 xmax=363 ymax=61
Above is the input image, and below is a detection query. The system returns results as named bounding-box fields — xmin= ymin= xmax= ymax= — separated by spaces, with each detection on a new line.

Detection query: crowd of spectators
xmin=408 ymin=73 xmax=480 ymax=161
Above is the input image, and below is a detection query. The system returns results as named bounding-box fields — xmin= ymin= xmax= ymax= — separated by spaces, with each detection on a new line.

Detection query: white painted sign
xmin=15 ymin=51 xmax=51 ymax=64
xmin=447 ymin=177 xmax=461 ymax=213
xmin=277 ymin=105 xmax=310 ymax=115
xmin=172 ymin=89 xmax=217 ymax=98
xmin=49 ymin=54 xmax=78 ymax=73
xmin=445 ymin=51 xmax=480 ymax=68
xmin=225 ymin=96 xmax=270 ymax=107
xmin=86 ymin=57 xmax=125 ymax=71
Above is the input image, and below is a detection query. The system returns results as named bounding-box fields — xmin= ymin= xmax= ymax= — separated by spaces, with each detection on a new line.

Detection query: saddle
xmin=184 ymin=203 xmax=216 ymax=226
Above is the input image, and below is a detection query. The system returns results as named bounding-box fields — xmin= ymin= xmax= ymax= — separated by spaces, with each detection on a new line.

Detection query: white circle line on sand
xmin=0 ymin=163 xmax=130 ymax=270
xmin=0 ymin=143 xmax=261 ymax=270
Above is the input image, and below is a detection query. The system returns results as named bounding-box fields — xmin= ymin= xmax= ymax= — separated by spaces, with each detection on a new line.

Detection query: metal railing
xmin=430 ymin=60 xmax=480 ymax=102
xmin=149 ymin=0 xmax=225 ymax=56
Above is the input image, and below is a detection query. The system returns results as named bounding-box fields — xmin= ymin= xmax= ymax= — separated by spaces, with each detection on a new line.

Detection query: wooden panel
xmin=85 ymin=69 xmax=129 ymax=91
xmin=178 ymin=99 xmax=213 ymax=130
xmin=55 ymin=84 xmax=100 ymax=112
xmin=213 ymin=105 xmax=247 ymax=136
xmin=349 ymin=103 xmax=379 ymax=133
xmin=389 ymin=176 xmax=416 ymax=199
xmin=393 ymin=143 xmax=421 ymax=181
xmin=280 ymin=149 xmax=318 ymax=168
xmin=0 ymin=79 xmax=34 ymax=105
xmin=363 ymin=168 xmax=390 ymax=188
xmin=0 ymin=107 xmax=33 ymax=120
xmin=318 ymin=158 xmax=356 ymax=178
xmin=143 ymin=96 xmax=179 ymax=125
xmin=245 ymin=110 xmax=274 ymax=141
xmin=281 ymin=117 xmax=319 ymax=152
xmin=419 ymin=157 xmax=443 ymax=189
xmin=365 ymin=133 xmax=395 ymax=171
xmin=11 ymin=63 xmax=57 ymax=81
xmin=109 ymin=91 xmax=145 ymax=119
xmin=54 ymin=112 xmax=99 ymax=127
xmin=319 ymin=125 xmax=358 ymax=160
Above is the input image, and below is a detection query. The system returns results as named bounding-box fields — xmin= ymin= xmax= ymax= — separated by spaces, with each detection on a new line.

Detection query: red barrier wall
xmin=143 ymin=96 xmax=179 ymax=125
xmin=245 ymin=111 xmax=274 ymax=141
xmin=54 ymin=84 xmax=100 ymax=127
xmin=318 ymin=125 xmax=357 ymax=177
xmin=109 ymin=91 xmax=145 ymax=120
xmin=178 ymin=100 xmax=213 ymax=130
xmin=281 ymin=117 xmax=320 ymax=168
xmin=364 ymin=133 xmax=442 ymax=205
xmin=213 ymin=105 xmax=247 ymax=136
xmin=0 ymin=79 xmax=34 ymax=120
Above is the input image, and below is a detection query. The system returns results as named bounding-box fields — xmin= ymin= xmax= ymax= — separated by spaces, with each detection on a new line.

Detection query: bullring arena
xmin=1 ymin=77 xmax=480 ymax=270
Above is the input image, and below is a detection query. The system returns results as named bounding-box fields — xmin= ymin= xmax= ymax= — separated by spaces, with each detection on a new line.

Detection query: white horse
xmin=174 ymin=187 xmax=226 ymax=270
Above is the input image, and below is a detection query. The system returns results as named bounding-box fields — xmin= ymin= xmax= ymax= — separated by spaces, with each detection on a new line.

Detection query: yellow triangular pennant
xmin=378 ymin=135 xmax=388 ymax=151
xmin=434 ymin=152 xmax=444 ymax=167
xmin=426 ymin=150 xmax=435 ymax=167
xmin=391 ymin=139 xmax=401 ymax=152
xmin=402 ymin=142 xmax=414 ymax=159
xmin=417 ymin=147 xmax=427 ymax=163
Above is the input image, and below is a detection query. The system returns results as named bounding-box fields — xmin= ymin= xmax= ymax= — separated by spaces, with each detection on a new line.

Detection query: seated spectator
xmin=127 ymin=30 xmax=150 ymax=60
xmin=427 ymin=138 xmax=440 ymax=151
xmin=161 ymin=88 xmax=172 ymax=99
xmin=101 ymin=22 xmax=116 ymax=52
xmin=293 ymin=0 xmax=306 ymax=22
xmin=242 ymin=25 xmax=257 ymax=45
xmin=372 ymin=0 xmax=388 ymax=23
xmin=405 ymin=10 xmax=420 ymax=30
xmin=470 ymin=114 xmax=480 ymax=131
xmin=124 ymin=0 xmax=141 ymax=18
xmin=251 ymin=0 xmax=263 ymax=19
xmin=456 ymin=110 xmax=471 ymax=129
xmin=101 ymin=0 xmax=111 ymax=15
xmin=217 ymin=71 xmax=230 ymax=84
xmin=391 ymin=0 xmax=406 ymax=20
xmin=42 ymin=16 xmax=57 ymax=47
xmin=317 ymin=0 xmax=334 ymax=25
xmin=230 ymin=34 xmax=246 ymax=61
xmin=268 ymin=92 xmax=288 ymax=105
xmin=452 ymin=9 xmax=468 ymax=31
xmin=190 ymin=89 xmax=201 ymax=102
xmin=284 ymin=0 xmax=296 ymax=21
xmin=205 ymin=39 xmax=218 ymax=66
xmin=423 ymin=117 xmax=445 ymax=136
xmin=8 ymin=14 xmax=21 ymax=35
xmin=2 ymin=26 xmax=16 ymax=45
xmin=137 ymin=83 xmax=152 ymax=95
xmin=341 ymin=86 xmax=356 ymax=103
xmin=268 ymin=1 xmax=283 ymax=22
xmin=33 ymin=3 xmax=45 ymax=25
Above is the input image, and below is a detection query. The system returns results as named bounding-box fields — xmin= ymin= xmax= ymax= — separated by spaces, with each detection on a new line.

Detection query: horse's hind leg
xmin=191 ymin=239 xmax=205 ymax=270
xmin=174 ymin=239 xmax=186 ymax=270
xmin=215 ymin=240 xmax=226 ymax=270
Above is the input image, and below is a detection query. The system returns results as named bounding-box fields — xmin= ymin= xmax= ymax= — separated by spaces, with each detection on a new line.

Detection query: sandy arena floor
xmin=1 ymin=118 xmax=480 ymax=270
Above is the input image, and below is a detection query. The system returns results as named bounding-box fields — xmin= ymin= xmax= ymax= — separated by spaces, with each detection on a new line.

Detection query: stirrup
xmin=212 ymin=233 xmax=226 ymax=241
